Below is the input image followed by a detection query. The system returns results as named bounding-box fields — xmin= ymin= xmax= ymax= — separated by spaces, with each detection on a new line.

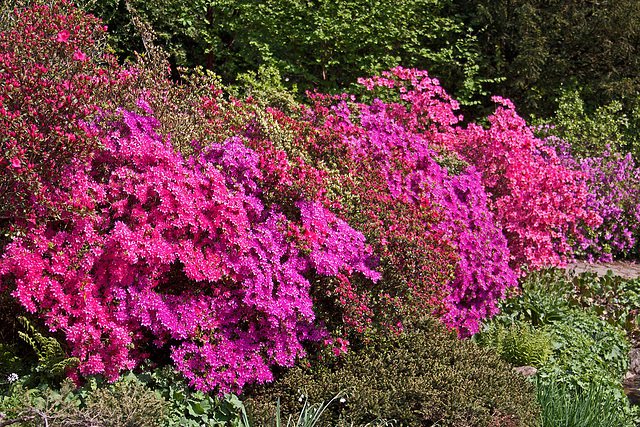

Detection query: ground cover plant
xmin=2 ymin=1 xmax=640 ymax=426
xmin=476 ymin=268 xmax=640 ymax=425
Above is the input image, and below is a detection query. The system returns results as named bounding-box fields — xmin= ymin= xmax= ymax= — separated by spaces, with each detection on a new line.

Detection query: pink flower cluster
xmin=1 ymin=108 xmax=378 ymax=393
xmin=453 ymin=97 xmax=602 ymax=269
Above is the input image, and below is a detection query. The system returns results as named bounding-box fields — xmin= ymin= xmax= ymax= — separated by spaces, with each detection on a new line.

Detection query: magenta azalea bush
xmin=0 ymin=107 xmax=379 ymax=392
xmin=303 ymin=91 xmax=515 ymax=337
xmin=0 ymin=4 xmax=604 ymax=393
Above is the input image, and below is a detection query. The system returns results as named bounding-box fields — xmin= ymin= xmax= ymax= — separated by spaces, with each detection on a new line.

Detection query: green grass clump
xmin=536 ymin=378 xmax=634 ymax=427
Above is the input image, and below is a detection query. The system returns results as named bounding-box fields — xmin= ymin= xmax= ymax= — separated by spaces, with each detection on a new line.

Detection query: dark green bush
xmin=245 ymin=316 xmax=540 ymax=427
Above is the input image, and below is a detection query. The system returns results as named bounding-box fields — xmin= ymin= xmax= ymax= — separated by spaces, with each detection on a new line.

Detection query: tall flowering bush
xmin=198 ymin=93 xmax=459 ymax=336
xmin=307 ymin=79 xmax=516 ymax=336
xmin=0 ymin=107 xmax=379 ymax=392
xmin=453 ymin=97 xmax=601 ymax=269
xmin=354 ymin=68 xmax=600 ymax=270
xmin=0 ymin=1 xmax=134 ymax=225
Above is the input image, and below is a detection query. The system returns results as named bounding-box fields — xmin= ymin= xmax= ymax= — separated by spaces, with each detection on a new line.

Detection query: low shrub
xmin=568 ymin=272 xmax=640 ymax=346
xmin=0 ymin=376 xmax=168 ymax=427
xmin=539 ymin=309 xmax=630 ymax=392
xmin=244 ymin=316 xmax=540 ymax=427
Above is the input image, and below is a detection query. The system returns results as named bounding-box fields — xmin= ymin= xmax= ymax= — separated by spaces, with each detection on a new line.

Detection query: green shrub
xmin=0 ymin=375 xmax=168 ymax=427
xmin=245 ymin=316 xmax=540 ymax=427
xmin=539 ymin=309 xmax=630 ymax=391
xmin=533 ymin=88 xmax=638 ymax=159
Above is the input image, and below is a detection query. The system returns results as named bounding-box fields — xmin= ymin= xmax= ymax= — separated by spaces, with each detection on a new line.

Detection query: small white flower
xmin=7 ymin=373 xmax=18 ymax=383
xmin=339 ymin=397 xmax=346 ymax=403
xmin=298 ymin=394 xmax=304 ymax=402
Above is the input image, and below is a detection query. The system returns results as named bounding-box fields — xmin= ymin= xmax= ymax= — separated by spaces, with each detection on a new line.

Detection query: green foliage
xmin=533 ymin=88 xmax=640 ymax=160
xmin=536 ymin=378 xmax=636 ymax=427
xmin=539 ymin=309 xmax=630 ymax=392
xmin=85 ymin=0 xmax=498 ymax=109
xmin=132 ymin=366 xmax=250 ymax=427
xmin=568 ymin=272 xmax=640 ymax=346
xmin=491 ymin=268 xmax=572 ymax=328
xmin=245 ymin=316 xmax=540 ymax=427
xmin=0 ymin=367 xmax=256 ymax=427
xmin=476 ymin=323 xmax=552 ymax=368
xmin=467 ymin=0 xmax=640 ymax=119
xmin=231 ymin=64 xmax=301 ymax=113
xmin=476 ymin=268 xmax=637 ymax=421
xmin=16 ymin=317 xmax=79 ymax=384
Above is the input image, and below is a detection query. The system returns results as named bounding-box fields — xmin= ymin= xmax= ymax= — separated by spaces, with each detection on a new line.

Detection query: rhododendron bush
xmin=0 ymin=2 xmax=603 ymax=394
xmin=548 ymin=138 xmax=640 ymax=261
xmin=356 ymin=69 xmax=601 ymax=270
xmin=453 ymin=97 xmax=602 ymax=269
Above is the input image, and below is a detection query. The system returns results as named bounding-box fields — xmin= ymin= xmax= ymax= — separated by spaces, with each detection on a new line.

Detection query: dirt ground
xmin=564 ymin=260 xmax=640 ymax=280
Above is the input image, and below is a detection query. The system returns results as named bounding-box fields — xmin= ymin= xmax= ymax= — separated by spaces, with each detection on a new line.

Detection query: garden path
xmin=564 ymin=261 xmax=640 ymax=280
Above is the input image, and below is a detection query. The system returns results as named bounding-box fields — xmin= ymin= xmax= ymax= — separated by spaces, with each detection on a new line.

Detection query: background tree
xmin=82 ymin=0 xmax=497 ymax=110
xmin=460 ymin=0 xmax=640 ymax=119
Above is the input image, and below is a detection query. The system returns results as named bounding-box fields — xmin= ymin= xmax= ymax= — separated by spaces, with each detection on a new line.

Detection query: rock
xmin=513 ymin=366 xmax=537 ymax=377
xmin=630 ymin=348 xmax=640 ymax=375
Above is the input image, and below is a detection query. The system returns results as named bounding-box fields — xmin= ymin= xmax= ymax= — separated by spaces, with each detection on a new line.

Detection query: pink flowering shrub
xmin=0 ymin=107 xmax=379 ymax=392
xmin=357 ymin=68 xmax=601 ymax=271
xmin=0 ymin=1 xmax=130 ymax=224
xmin=212 ymin=94 xmax=463 ymax=335
xmin=548 ymin=138 xmax=640 ymax=261
xmin=454 ymin=97 xmax=601 ymax=269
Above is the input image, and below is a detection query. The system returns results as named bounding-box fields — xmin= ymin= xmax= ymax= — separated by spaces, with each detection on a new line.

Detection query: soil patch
xmin=564 ymin=261 xmax=640 ymax=280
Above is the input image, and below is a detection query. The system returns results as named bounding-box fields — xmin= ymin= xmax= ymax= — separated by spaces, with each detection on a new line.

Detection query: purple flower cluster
xmin=329 ymin=91 xmax=516 ymax=336
xmin=552 ymin=139 xmax=640 ymax=261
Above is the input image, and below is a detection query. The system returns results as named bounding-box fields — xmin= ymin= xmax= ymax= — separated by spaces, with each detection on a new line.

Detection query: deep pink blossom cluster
xmin=0 ymin=108 xmax=378 ymax=392
xmin=453 ymin=97 xmax=601 ymax=269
